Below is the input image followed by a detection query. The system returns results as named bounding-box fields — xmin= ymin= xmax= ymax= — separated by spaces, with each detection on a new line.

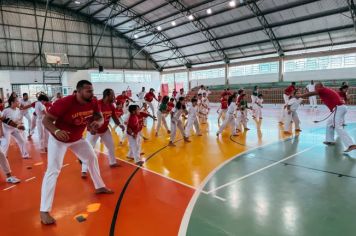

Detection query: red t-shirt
xmin=221 ymin=91 xmax=232 ymax=97
xmin=44 ymin=101 xmax=52 ymax=110
xmin=221 ymin=97 xmax=228 ymax=109
xmin=116 ymin=95 xmax=129 ymax=106
xmin=284 ymin=85 xmax=296 ymax=96
xmin=97 ymin=99 xmax=116 ymax=134
xmin=115 ymin=107 xmax=124 ymax=118
xmin=0 ymin=103 xmax=4 ymax=111
xmin=144 ymin=92 xmax=156 ymax=102
xmin=316 ymin=87 xmax=344 ymax=111
xmin=48 ymin=95 xmax=100 ymax=142
xmin=138 ymin=112 xmax=149 ymax=128
xmin=127 ymin=114 xmax=140 ymax=135
xmin=167 ymin=102 xmax=175 ymax=112
xmin=338 ymin=91 xmax=347 ymax=102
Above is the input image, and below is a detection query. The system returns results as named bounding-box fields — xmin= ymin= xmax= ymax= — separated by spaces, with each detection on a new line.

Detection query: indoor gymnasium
xmin=1 ymin=0 xmax=356 ymax=235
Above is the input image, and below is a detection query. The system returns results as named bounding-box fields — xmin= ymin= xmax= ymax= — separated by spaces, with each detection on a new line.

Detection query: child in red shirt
xmin=127 ymin=105 xmax=144 ymax=165
xmin=167 ymin=98 xmax=175 ymax=112
xmin=218 ymin=94 xmax=228 ymax=124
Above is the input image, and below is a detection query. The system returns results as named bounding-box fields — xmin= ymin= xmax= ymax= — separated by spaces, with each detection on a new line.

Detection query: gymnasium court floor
xmin=1 ymin=105 xmax=356 ymax=236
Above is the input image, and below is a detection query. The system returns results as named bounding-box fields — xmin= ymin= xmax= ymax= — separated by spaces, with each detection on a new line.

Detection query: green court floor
xmin=186 ymin=124 xmax=356 ymax=236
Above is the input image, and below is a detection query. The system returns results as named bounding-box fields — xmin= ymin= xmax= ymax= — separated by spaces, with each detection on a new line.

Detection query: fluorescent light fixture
xmin=157 ymin=26 xmax=162 ymax=31
xmin=207 ymin=8 xmax=212 ymax=14
xmin=188 ymin=14 xmax=194 ymax=20
xmin=134 ymin=34 xmax=138 ymax=39
xmin=74 ymin=1 xmax=81 ymax=5
xmin=229 ymin=0 xmax=236 ymax=7
xmin=171 ymin=21 xmax=176 ymax=26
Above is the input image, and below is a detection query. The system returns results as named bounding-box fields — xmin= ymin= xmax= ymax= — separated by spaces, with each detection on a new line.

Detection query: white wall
xmin=284 ymin=67 xmax=356 ymax=82
xmin=63 ymin=69 xmax=160 ymax=98
xmin=9 ymin=71 xmax=44 ymax=84
xmin=189 ymin=77 xmax=225 ymax=87
xmin=229 ymin=73 xmax=279 ymax=84
xmin=0 ymin=71 xmax=11 ymax=98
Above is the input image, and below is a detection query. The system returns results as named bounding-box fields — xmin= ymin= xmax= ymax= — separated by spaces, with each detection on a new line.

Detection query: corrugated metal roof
xmin=21 ymin=0 xmax=356 ymax=69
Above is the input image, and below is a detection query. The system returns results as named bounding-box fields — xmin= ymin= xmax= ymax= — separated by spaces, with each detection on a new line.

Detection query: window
xmin=124 ymin=73 xmax=152 ymax=83
xmin=90 ymin=72 xmax=124 ymax=83
xmin=191 ymin=68 xmax=225 ymax=80
xmin=229 ymin=62 xmax=279 ymax=77
xmin=284 ymin=53 xmax=356 ymax=72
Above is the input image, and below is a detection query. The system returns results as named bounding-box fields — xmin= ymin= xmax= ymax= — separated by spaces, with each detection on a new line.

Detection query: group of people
xmin=0 ymin=79 xmax=354 ymax=226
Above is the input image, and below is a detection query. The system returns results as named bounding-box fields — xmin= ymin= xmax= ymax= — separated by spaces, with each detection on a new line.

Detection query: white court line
xmin=3 ymin=185 xmax=16 ymax=191
xmin=177 ymin=135 xmax=296 ymax=236
xmin=25 ymin=177 xmax=36 ymax=182
xmin=207 ymin=145 xmax=316 ymax=194
xmin=96 ymin=149 xmax=196 ymax=190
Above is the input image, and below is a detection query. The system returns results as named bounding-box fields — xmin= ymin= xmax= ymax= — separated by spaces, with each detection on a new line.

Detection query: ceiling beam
xmin=99 ymin=0 xmax=146 ymax=23
xmin=245 ymin=0 xmax=284 ymax=56
xmin=113 ymin=1 xmax=191 ymax=68
xmin=167 ymin=0 xmax=230 ymax=63
xmin=347 ymin=0 xmax=356 ymax=31
xmin=142 ymin=0 xmax=319 ymax=45
xmin=153 ymin=25 xmax=354 ymax=62
xmin=149 ymin=6 xmax=349 ymax=55
xmin=124 ymin=0 xmax=252 ymax=36
xmin=75 ymin=0 xmax=95 ymax=12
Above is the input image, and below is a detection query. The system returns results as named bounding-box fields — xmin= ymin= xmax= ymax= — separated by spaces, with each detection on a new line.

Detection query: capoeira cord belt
xmin=313 ymin=107 xmax=336 ymax=124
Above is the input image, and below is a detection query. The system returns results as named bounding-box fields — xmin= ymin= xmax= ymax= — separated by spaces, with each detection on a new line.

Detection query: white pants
xmin=146 ymin=101 xmax=155 ymax=117
xmin=0 ymin=148 xmax=11 ymax=174
xmin=82 ymin=129 xmax=116 ymax=172
xmin=253 ymin=105 xmax=262 ymax=119
xmin=156 ymin=111 xmax=169 ymax=133
xmin=218 ymin=109 xmax=227 ymax=121
xmin=325 ymin=105 xmax=354 ymax=148
xmin=185 ymin=117 xmax=200 ymax=137
xmin=170 ymin=119 xmax=185 ymax=142
xmin=36 ymin=117 xmax=49 ymax=150
xmin=236 ymin=110 xmax=248 ymax=130
xmin=284 ymin=110 xmax=300 ymax=131
xmin=40 ymin=135 xmax=105 ymax=212
xmin=21 ymin=112 xmax=32 ymax=133
xmin=0 ymin=125 xmax=29 ymax=158
xmin=127 ymin=134 xmax=142 ymax=163
xmin=309 ymin=96 xmax=317 ymax=107
xmin=30 ymin=114 xmax=37 ymax=135
xmin=280 ymin=94 xmax=289 ymax=122
xmin=218 ymin=113 xmax=236 ymax=135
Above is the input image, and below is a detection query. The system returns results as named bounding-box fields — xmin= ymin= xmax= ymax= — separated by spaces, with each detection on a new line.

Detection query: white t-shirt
xmin=187 ymin=106 xmax=198 ymax=119
xmin=34 ymin=101 xmax=46 ymax=119
xmin=175 ymin=93 xmax=185 ymax=100
xmin=227 ymin=102 xmax=237 ymax=114
xmin=172 ymin=107 xmax=183 ymax=121
xmin=20 ymin=99 xmax=32 ymax=114
xmin=2 ymin=107 xmax=22 ymax=124
xmin=306 ymin=84 xmax=315 ymax=92
xmin=137 ymin=91 xmax=145 ymax=100
xmin=287 ymin=98 xmax=303 ymax=111
xmin=198 ymin=89 xmax=206 ymax=95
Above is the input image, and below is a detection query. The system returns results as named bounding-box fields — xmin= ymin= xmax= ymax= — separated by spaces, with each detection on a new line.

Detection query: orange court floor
xmin=1 ymin=105 xmax=356 ymax=236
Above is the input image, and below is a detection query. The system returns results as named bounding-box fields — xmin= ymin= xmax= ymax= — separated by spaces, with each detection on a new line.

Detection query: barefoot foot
xmin=40 ymin=212 xmax=56 ymax=225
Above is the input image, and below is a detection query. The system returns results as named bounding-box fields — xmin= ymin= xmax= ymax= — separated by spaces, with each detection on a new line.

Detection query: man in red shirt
xmin=116 ymin=91 xmax=133 ymax=107
xmin=40 ymin=80 xmax=113 ymax=225
xmin=298 ymin=82 xmax=355 ymax=152
xmin=81 ymin=88 xmax=124 ymax=176
xmin=221 ymin=88 xmax=232 ymax=97
xmin=144 ymin=88 xmax=158 ymax=118
xmin=280 ymin=82 xmax=296 ymax=124
xmin=218 ymin=94 xmax=228 ymax=124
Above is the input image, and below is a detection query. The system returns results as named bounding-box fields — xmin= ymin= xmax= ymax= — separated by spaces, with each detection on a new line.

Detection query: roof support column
xmin=279 ymin=57 xmax=284 ymax=82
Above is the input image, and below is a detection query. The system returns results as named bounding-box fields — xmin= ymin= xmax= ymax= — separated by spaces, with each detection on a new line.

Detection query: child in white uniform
xmin=252 ymin=94 xmax=263 ymax=121
xmin=236 ymin=94 xmax=250 ymax=132
xmin=35 ymin=94 xmax=49 ymax=152
xmin=169 ymin=97 xmax=190 ymax=146
xmin=0 ymin=96 xmax=29 ymax=158
xmin=0 ymin=112 xmax=21 ymax=183
xmin=284 ymin=90 xmax=303 ymax=134
xmin=217 ymin=94 xmax=238 ymax=136
xmin=19 ymin=93 xmax=32 ymax=135
xmin=185 ymin=98 xmax=202 ymax=137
